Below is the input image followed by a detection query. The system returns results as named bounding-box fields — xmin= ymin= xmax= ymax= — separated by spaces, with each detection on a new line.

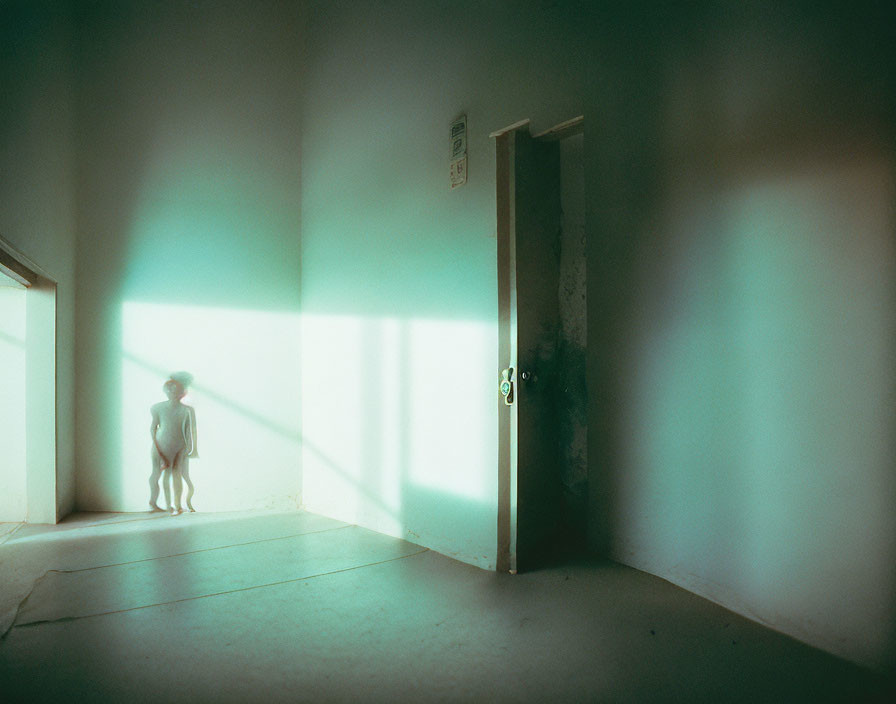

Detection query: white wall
xmin=24 ymin=276 xmax=58 ymax=524
xmin=0 ymin=1 xmax=77 ymax=521
xmin=0 ymin=284 xmax=26 ymax=522
xmin=300 ymin=0 xmax=583 ymax=568
xmin=74 ymin=1 xmax=304 ymax=512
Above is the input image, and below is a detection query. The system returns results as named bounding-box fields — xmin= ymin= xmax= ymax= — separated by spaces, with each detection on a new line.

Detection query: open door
xmin=495 ymin=122 xmax=564 ymax=573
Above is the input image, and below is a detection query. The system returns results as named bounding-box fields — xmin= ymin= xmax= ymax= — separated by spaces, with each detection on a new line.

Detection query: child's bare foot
xmin=149 ymin=503 xmax=164 ymax=512
xmin=187 ymin=501 xmax=195 ymax=512
xmin=171 ymin=506 xmax=183 ymax=515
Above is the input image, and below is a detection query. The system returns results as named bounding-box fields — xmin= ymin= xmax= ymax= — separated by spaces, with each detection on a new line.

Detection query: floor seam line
xmin=7 ymin=511 xmax=335 ymax=537
xmin=10 ymin=548 xmax=431 ymax=630
xmin=0 ymin=523 xmax=25 ymax=547
xmin=1 ymin=569 xmax=54 ymax=641
xmin=33 ymin=524 xmax=355 ymax=574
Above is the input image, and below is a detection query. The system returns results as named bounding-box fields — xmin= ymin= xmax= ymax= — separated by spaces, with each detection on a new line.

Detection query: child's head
xmin=163 ymin=371 xmax=193 ymax=400
xmin=163 ymin=378 xmax=185 ymax=400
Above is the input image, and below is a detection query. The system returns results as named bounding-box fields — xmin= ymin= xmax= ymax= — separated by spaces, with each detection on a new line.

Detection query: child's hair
xmin=169 ymin=371 xmax=194 ymax=389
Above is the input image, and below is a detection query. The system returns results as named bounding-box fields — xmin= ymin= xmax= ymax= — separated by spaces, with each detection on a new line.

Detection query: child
xmin=149 ymin=372 xmax=199 ymax=514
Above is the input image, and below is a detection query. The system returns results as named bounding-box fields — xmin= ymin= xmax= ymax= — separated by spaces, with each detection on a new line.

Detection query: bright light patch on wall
xmin=0 ymin=287 xmax=27 ymax=521
xmin=300 ymin=314 xmax=369 ymax=525
xmin=301 ymin=314 xmax=495 ymax=539
xmin=406 ymin=318 xmax=493 ymax=500
xmin=120 ymin=301 xmax=301 ymax=512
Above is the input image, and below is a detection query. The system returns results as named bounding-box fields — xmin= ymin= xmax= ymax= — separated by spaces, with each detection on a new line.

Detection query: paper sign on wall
xmin=450 ymin=115 xmax=467 ymax=189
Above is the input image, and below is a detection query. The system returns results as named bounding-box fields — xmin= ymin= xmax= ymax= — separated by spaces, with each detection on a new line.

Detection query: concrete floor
xmin=0 ymin=511 xmax=890 ymax=703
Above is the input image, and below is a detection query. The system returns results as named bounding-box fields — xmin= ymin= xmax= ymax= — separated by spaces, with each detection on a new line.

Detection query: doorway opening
xmin=555 ymin=127 xmax=587 ymax=546
xmin=0 ymin=240 xmax=58 ymax=524
xmin=494 ymin=116 xmax=586 ymax=572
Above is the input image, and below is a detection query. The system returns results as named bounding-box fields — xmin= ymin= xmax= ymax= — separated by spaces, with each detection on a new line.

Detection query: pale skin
xmin=149 ymin=380 xmax=198 ymax=514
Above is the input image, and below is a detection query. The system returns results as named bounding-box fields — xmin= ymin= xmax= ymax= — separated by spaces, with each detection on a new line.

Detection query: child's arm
xmin=149 ymin=406 xmax=159 ymax=441
xmin=187 ymin=406 xmax=199 ymax=458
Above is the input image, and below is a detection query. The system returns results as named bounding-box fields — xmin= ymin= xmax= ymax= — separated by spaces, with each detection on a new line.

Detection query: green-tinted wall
xmin=74 ymin=1 xmax=304 ymax=511
xmin=585 ymin=2 xmax=896 ymax=671
xmin=300 ymin=0 xmax=583 ymax=567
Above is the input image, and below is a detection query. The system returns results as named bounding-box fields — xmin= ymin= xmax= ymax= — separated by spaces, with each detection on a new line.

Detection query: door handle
xmin=500 ymin=367 xmax=514 ymax=405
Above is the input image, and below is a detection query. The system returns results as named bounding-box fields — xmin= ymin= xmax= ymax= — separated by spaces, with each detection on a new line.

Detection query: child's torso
xmin=154 ymin=402 xmax=190 ymax=454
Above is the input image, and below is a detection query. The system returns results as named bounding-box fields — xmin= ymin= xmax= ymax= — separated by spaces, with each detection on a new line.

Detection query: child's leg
xmin=149 ymin=448 xmax=163 ymax=510
xmin=171 ymin=451 xmax=184 ymax=513
xmin=162 ymin=468 xmax=172 ymax=510
xmin=181 ymin=459 xmax=195 ymax=511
